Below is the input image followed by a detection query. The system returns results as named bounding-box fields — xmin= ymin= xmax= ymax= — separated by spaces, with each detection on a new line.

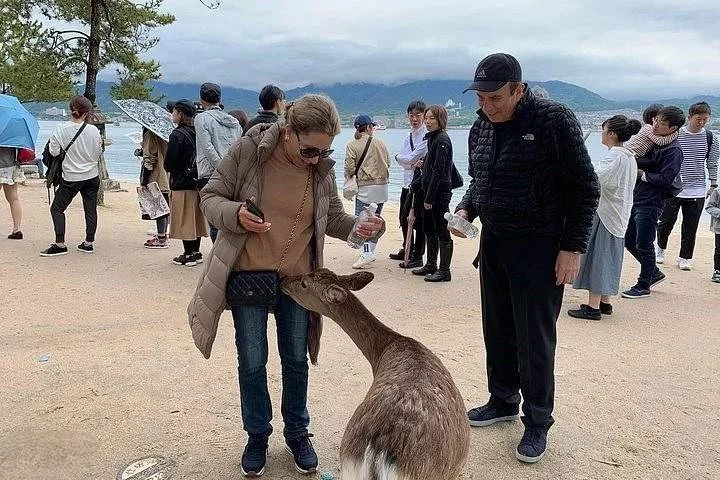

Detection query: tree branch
xmin=198 ymin=0 xmax=221 ymax=8
xmin=54 ymin=30 xmax=90 ymax=39
xmin=99 ymin=0 xmax=115 ymax=38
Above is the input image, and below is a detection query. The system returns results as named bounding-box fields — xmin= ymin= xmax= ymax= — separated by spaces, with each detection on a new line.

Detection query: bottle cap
xmin=368 ymin=203 xmax=378 ymax=212
xmin=444 ymin=212 xmax=453 ymax=220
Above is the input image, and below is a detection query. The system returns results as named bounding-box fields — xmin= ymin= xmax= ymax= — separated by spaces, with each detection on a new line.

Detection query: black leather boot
xmin=412 ymin=236 xmax=438 ymax=275
xmin=425 ymin=240 xmax=453 ymax=282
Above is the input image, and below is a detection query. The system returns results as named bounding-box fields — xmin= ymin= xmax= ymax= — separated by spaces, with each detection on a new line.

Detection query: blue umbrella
xmin=0 ymin=94 xmax=40 ymax=150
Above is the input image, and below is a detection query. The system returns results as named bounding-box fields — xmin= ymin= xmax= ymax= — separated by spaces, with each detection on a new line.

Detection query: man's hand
xmin=555 ymin=250 xmax=581 ymax=285
xmin=424 ymin=202 xmax=432 ymax=210
xmin=356 ymin=215 xmax=384 ymax=238
xmin=707 ymin=185 xmax=717 ymax=198
xmin=637 ymin=169 xmax=645 ymax=181
xmin=238 ymin=198 xmax=271 ymax=233
xmin=449 ymin=209 xmax=468 ymax=238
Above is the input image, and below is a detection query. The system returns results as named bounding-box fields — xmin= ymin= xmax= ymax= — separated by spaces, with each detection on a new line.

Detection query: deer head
xmin=281 ymin=268 xmax=374 ymax=315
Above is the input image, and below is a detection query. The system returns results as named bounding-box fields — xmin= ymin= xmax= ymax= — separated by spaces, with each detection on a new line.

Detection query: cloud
xmin=110 ymin=0 xmax=720 ymax=99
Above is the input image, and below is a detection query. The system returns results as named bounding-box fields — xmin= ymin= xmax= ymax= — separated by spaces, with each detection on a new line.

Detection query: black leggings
xmin=182 ymin=237 xmax=201 ymax=255
xmin=50 ymin=176 xmax=100 ymax=243
xmin=422 ymin=192 xmax=451 ymax=241
xmin=715 ymin=234 xmax=720 ymax=271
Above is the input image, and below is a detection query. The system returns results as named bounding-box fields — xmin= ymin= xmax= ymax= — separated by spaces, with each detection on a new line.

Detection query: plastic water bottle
xmin=347 ymin=203 xmax=378 ymax=248
xmin=444 ymin=212 xmax=479 ymax=239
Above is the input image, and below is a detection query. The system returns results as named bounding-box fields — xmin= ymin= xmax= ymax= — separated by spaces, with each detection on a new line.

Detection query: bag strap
xmin=353 ymin=137 xmax=373 ymax=176
xmin=706 ymin=129 xmax=713 ymax=159
xmin=63 ymin=122 xmax=88 ymax=154
xmin=409 ymin=132 xmax=415 ymax=152
xmin=277 ymin=167 xmax=312 ymax=274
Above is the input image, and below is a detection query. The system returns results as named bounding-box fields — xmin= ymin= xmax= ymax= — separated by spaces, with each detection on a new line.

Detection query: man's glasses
xmin=296 ymin=132 xmax=334 ymax=159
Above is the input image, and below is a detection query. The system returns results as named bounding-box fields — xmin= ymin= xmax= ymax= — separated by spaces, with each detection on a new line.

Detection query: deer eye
xmin=300 ymin=279 xmax=308 ymax=289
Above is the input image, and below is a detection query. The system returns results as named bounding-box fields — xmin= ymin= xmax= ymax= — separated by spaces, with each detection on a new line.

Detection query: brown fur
xmin=282 ymin=269 xmax=469 ymax=479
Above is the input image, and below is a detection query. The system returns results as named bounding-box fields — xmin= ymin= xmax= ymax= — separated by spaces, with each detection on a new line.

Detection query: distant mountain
xmin=25 ymin=79 xmax=720 ymax=117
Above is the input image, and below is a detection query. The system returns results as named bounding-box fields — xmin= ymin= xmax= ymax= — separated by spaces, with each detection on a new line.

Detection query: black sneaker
xmin=599 ymin=302 xmax=613 ymax=315
xmin=172 ymin=253 xmax=198 ymax=267
xmin=650 ymin=270 xmax=666 ymax=288
xmin=567 ymin=304 xmax=601 ymax=321
xmin=193 ymin=252 xmax=204 ymax=264
xmin=40 ymin=244 xmax=68 ymax=257
xmin=621 ymin=285 xmax=651 ymax=299
xmin=285 ymin=434 xmax=318 ymax=474
xmin=467 ymin=401 xmax=519 ymax=427
xmin=7 ymin=231 xmax=23 ymax=240
xmin=388 ymin=248 xmax=405 ymax=260
xmin=516 ymin=425 xmax=548 ymax=463
xmin=77 ymin=242 xmax=94 ymax=254
xmin=398 ymin=258 xmax=423 ymax=269
xmin=241 ymin=435 xmax=268 ymax=477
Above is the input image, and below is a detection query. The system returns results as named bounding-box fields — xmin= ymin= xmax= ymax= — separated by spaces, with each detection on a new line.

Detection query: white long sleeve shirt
xmin=677 ymin=127 xmax=719 ymax=198
xmin=395 ymin=125 xmax=428 ymax=188
xmin=596 ymin=146 xmax=637 ymax=238
xmin=49 ymin=121 xmax=102 ymax=182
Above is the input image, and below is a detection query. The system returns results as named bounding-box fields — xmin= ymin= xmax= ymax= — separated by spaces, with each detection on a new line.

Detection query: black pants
xmin=50 ymin=176 xmax=100 ymax=244
xmin=656 ymin=197 xmax=706 ymax=259
xmin=422 ymin=192 xmax=451 ymax=241
xmin=478 ymin=231 xmax=563 ymax=429
xmin=715 ymin=234 xmax=720 ymax=271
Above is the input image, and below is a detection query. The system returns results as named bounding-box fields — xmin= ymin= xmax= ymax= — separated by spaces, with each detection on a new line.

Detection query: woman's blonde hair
xmin=282 ymin=94 xmax=341 ymax=137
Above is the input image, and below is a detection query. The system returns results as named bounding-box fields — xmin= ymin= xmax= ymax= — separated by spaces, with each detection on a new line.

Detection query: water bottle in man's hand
xmin=444 ymin=212 xmax=479 ymax=239
xmin=347 ymin=203 xmax=378 ymax=248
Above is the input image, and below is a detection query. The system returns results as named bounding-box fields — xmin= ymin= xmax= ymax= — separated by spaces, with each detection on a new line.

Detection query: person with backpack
xmin=622 ymin=106 xmax=685 ymax=299
xmin=655 ymin=102 xmax=719 ymax=270
xmin=164 ymin=99 xmax=208 ymax=267
xmin=40 ymin=96 xmax=103 ymax=257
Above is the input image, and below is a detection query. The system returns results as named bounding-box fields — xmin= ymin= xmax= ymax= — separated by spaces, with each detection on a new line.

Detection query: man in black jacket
xmin=244 ymin=84 xmax=285 ymax=134
xmin=452 ymin=53 xmax=599 ymax=464
xmin=621 ymin=106 xmax=684 ymax=299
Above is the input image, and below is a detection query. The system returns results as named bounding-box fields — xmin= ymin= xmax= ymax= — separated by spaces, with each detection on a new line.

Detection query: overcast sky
xmin=108 ymin=0 xmax=720 ymax=100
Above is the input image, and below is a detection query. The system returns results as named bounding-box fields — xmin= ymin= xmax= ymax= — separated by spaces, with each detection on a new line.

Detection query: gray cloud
xmin=103 ymin=0 xmax=720 ymax=99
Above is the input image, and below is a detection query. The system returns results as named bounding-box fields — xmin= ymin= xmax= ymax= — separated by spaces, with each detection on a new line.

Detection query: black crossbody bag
xmin=226 ymin=168 xmax=312 ymax=306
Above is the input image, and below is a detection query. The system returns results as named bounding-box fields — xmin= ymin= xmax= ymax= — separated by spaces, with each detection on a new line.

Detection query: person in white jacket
xmin=194 ymin=82 xmax=240 ymax=242
xmin=568 ymin=115 xmax=641 ymax=320
xmin=390 ymin=100 xmax=428 ymax=268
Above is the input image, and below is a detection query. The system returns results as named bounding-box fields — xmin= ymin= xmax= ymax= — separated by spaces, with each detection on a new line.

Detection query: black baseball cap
xmin=200 ymin=82 xmax=221 ymax=103
xmin=463 ymin=53 xmax=522 ymax=93
xmin=172 ymin=99 xmax=196 ymax=117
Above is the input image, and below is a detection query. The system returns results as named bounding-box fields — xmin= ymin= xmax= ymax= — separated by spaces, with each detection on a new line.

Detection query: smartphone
xmin=244 ymin=198 xmax=265 ymax=222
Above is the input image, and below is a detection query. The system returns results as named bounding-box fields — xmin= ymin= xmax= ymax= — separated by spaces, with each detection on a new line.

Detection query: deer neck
xmin=330 ymin=295 xmax=399 ymax=372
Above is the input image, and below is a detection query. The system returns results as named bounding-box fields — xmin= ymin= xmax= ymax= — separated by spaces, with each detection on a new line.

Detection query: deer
xmin=281 ymin=268 xmax=469 ymax=480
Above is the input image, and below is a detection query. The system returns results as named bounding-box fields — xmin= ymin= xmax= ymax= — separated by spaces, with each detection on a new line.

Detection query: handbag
xmin=343 ymin=137 xmax=373 ymax=200
xmin=226 ymin=168 xmax=313 ymax=307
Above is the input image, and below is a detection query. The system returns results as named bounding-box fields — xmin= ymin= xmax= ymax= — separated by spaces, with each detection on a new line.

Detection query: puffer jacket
xmin=194 ymin=106 xmax=240 ymax=180
xmin=188 ymin=123 xmax=364 ymax=364
xmin=344 ymin=133 xmax=390 ymax=187
xmin=456 ymin=89 xmax=599 ymax=253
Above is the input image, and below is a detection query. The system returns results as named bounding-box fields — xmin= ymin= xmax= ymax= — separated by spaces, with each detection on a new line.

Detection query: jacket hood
xmin=204 ymin=107 xmax=240 ymax=128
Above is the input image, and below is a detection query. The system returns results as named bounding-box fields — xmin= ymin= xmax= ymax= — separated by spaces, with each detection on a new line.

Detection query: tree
xmin=110 ymin=58 xmax=164 ymax=102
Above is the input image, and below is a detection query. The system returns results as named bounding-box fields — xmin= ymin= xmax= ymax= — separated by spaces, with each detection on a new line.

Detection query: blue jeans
xmin=231 ymin=293 xmax=310 ymax=440
xmin=624 ymin=204 xmax=662 ymax=289
xmin=354 ymin=199 xmax=384 ymax=248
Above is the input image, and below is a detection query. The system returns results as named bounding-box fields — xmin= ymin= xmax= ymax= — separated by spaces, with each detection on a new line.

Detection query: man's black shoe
xmin=398 ymin=257 xmax=423 ymax=269
xmin=650 ymin=270 xmax=666 ymax=288
xmin=389 ymin=248 xmax=405 ymax=260
xmin=467 ymin=401 xmax=519 ymax=427
xmin=567 ymin=304 xmax=601 ymax=320
xmin=516 ymin=425 xmax=548 ymax=463
xmin=241 ymin=435 xmax=268 ymax=477
xmin=285 ymin=434 xmax=318 ymax=474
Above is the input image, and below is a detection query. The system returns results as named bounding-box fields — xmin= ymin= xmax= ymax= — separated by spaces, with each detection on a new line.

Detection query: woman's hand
xmin=424 ymin=202 xmax=432 ymax=210
xmin=412 ymin=159 xmax=423 ymax=169
xmin=238 ymin=200 xmax=271 ymax=233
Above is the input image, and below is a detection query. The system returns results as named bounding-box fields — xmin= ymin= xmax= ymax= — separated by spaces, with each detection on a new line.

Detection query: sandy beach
xmin=1 ymin=180 xmax=718 ymax=480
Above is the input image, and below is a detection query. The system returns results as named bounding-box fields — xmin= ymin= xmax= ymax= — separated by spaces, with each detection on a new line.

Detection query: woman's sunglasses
xmin=296 ymin=132 xmax=333 ymax=159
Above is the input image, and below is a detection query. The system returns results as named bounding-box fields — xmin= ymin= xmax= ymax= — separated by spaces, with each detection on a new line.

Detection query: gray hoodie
xmin=194 ymin=106 xmax=240 ymax=179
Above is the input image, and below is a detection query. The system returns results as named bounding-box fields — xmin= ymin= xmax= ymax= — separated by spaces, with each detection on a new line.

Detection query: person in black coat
xmin=243 ymin=84 xmax=285 ymax=134
xmin=454 ymin=53 xmax=599 ymax=464
xmin=411 ymin=105 xmax=461 ymax=282
xmin=164 ymin=99 xmax=208 ymax=267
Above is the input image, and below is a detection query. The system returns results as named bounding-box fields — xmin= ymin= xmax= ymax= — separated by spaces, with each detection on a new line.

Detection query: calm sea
xmin=35 ymin=120 xmax=611 ymax=205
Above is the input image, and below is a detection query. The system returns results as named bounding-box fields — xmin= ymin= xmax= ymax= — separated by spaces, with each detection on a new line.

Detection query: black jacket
xmin=243 ymin=110 xmax=279 ymax=134
xmin=456 ymin=89 xmax=599 ymax=253
xmin=633 ymin=141 xmax=683 ymax=207
xmin=164 ymin=124 xmax=198 ymax=191
xmin=421 ymin=130 xmax=460 ymax=203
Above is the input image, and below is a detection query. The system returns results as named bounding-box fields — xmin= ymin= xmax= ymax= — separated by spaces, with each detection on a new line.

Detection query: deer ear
xmin=338 ymin=271 xmax=374 ymax=291
xmin=324 ymin=284 xmax=348 ymax=304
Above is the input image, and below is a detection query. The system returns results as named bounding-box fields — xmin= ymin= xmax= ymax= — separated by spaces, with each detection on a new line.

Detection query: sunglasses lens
xmin=300 ymin=148 xmax=320 ymax=158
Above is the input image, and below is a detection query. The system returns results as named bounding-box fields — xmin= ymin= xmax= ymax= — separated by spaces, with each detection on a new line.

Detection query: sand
xmin=1 ymin=180 xmax=718 ymax=480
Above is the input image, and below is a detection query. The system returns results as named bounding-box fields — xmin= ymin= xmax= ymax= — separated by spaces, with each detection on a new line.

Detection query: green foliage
xmin=110 ymin=58 xmax=164 ymax=102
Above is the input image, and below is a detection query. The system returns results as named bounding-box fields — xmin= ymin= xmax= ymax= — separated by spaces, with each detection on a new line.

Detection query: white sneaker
xmin=352 ymin=253 xmax=376 ymax=269
xmin=677 ymin=258 xmax=692 ymax=271
xmin=655 ymin=247 xmax=666 ymax=264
